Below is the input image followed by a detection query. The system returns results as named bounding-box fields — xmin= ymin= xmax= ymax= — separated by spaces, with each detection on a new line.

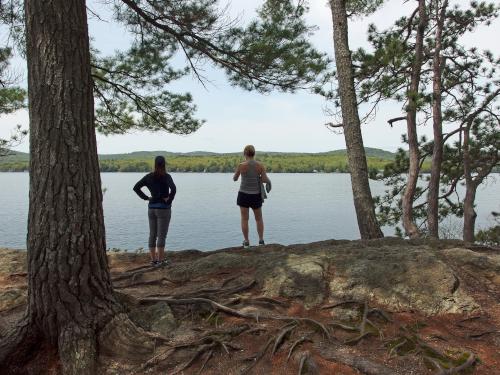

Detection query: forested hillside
xmin=0 ymin=148 xmax=401 ymax=173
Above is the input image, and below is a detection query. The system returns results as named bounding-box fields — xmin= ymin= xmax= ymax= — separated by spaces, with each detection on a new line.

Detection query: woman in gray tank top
xmin=233 ymin=145 xmax=270 ymax=249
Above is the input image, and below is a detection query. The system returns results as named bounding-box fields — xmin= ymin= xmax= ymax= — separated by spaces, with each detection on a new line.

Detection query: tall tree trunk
xmin=0 ymin=1 xmax=123 ymax=373
xmin=427 ymin=0 xmax=448 ymax=238
xmin=463 ymin=184 xmax=477 ymax=243
xmin=403 ymin=0 xmax=427 ymax=238
xmin=462 ymin=126 xmax=476 ymax=242
xmin=329 ymin=0 xmax=384 ymax=239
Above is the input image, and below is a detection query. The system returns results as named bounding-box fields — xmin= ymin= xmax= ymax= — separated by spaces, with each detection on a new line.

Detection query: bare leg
xmin=252 ymin=207 xmax=264 ymax=241
xmin=240 ymin=207 xmax=250 ymax=242
xmin=149 ymin=247 xmax=157 ymax=262
xmin=157 ymin=247 xmax=165 ymax=262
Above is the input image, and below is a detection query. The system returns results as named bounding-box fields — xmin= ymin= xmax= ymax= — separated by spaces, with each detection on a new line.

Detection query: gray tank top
xmin=239 ymin=160 xmax=260 ymax=194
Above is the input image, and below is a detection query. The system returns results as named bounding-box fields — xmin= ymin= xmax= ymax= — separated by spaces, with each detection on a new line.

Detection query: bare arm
xmin=259 ymin=164 xmax=270 ymax=183
xmin=233 ymin=164 xmax=241 ymax=181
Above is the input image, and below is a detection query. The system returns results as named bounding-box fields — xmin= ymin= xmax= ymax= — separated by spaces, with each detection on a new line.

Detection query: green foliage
xmin=1 ymin=0 xmax=328 ymax=135
xmin=0 ymin=43 xmax=27 ymax=157
xmin=0 ymin=148 xmax=399 ymax=173
xmin=346 ymin=0 xmax=385 ymax=17
xmin=91 ymin=0 xmax=328 ymax=134
xmin=355 ymin=0 xmax=500 ymax=236
xmin=476 ymin=212 xmax=500 ymax=246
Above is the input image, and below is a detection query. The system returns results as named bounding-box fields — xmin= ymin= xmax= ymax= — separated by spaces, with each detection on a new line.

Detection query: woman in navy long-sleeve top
xmin=133 ymin=156 xmax=176 ymax=265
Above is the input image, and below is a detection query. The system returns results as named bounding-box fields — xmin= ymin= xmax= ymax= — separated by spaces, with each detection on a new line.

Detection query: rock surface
xmin=1 ymin=239 xmax=499 ymax=375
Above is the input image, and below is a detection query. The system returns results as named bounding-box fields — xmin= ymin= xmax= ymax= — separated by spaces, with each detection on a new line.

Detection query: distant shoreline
xmin=0 ymin=148 xmax=402 ymax=174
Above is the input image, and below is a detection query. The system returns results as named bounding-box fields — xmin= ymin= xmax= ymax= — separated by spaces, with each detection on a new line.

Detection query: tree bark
xmin=329 ymin=0 xmax=384 ymax=239
xmin=463 ymin=185 xmax=477 ymax=243
xmin=402 ymin=0 xmax=427 ymax=238
xmin=1 ymin=1 xmax=123 ymax=373
xmin=462 ymin=124 xmax=477 ymax=243
xmin=427 ymin=0 xmax=448 ymax=238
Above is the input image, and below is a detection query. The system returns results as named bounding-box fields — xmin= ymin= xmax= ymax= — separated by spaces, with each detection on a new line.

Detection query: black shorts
xmin=237 ymin=191 xmax=263 ymax=209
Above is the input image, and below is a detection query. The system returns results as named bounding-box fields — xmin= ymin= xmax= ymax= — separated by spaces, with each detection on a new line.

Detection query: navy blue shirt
xmin=133 ymin=172 xmax=176 ymax=209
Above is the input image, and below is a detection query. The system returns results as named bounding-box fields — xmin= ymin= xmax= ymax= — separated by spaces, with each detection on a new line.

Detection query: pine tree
xmin=0 ymin=1 xmax=328 ymax=373
xmin=353 ymin=0 xmax=499 ymax=238
xmin=326 ymin=0 xmax=385 ymax=239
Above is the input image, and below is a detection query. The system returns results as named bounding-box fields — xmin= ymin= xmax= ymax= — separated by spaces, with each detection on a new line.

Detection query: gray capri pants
xmin=148 ymin=208 xmax=172 ymax=248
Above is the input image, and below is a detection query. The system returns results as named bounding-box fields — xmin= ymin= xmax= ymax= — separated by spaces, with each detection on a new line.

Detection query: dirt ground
xmin=1 ymin=239 xmax=499 ymax=374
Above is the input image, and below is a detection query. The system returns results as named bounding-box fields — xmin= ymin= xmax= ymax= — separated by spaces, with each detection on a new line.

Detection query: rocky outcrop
xmin=160 ymin=239 xmax=493 ymax=315
xmin=1 ymin=239 xmax=498 ymax=318
xmin=1 ymin=240 xmax=499 ymax=375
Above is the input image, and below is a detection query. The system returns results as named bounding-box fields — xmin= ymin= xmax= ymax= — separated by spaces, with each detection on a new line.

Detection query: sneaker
xmin=258 ymin=240 xmax=265 ymax=246
xmin=242 ymin=240 xmax=250 ymax=249
xmin=159 ymin=259 xmax=170 ymax=266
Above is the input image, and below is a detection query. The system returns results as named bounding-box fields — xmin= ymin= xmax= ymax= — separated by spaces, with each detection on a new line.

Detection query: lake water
xmin=0 ymin=172 xmax=498 ymax=251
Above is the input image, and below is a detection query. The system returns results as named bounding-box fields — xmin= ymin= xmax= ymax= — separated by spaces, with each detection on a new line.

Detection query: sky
xmin=1 ymin=0 xmax=499 ymax=154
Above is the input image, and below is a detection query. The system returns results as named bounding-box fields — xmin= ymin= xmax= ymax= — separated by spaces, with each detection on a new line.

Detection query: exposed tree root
xmin=99 ymin=313 xmax=156 ymax=362
xmin=111 ymin=265 xmax=160 ymax=283
xmin=321 ymin=300 xmax=360 ymax=310
xmin=273 ymin=317 xmax=331 ymax=340
xmin=0 ymin=316 xmax=39 ymax=371
xmin=287 ymin=336 xmax=312 ymax=362
xmin=319 ymin=345 xmax=394 ymax=375
xmin=226 ymin=296 xmax=289 ymax=310
xmin=387 ymin=327 xmax=478 ymax=374
xmin=298 ymin=351 xmax=309 ymax=375
xmin=220 ymin=275 xmax=239 ymax=287
xmin=455 ymin=315 xmax=481 ymax=328
xmin=141 ymin=297 xmax=260 ymax=320
xmin=138 ymin=325 xmax=249 ymax=374
xmin=141 ymin=296 xmax=335 ymax=344
xmin=172 ymin=342 xmax=218 ymax=375
xmin=145 ymin=279 xmax=257 ymax=300
xmin=114 ymin=277 xmax=178 ymax=290
xmin=272 ymin=323 xmax=297 ymax=355
xmin=388 ymin=338 xmax=407 ymax=357
xmin=197 ymin=349 xmax=213 ymax=374
xmin=297 ymin=350 xmax=318 ymax=375
xmin=466 ymin=330 xmax=499 ymax=339
xmin=129 ymin=347 xmax=175 ymax=374
xmin=426 ymin=352 xmax=477 ymax=375
xmin=329 ymin=301 xmax=389 ymax=345
xmin=328 ymin=322 xmax=358 ymax=331
xmin=241 ymin=337 xmax=274 ymax=374
xmin=246 ymin=327 xmax=267 ymax=336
